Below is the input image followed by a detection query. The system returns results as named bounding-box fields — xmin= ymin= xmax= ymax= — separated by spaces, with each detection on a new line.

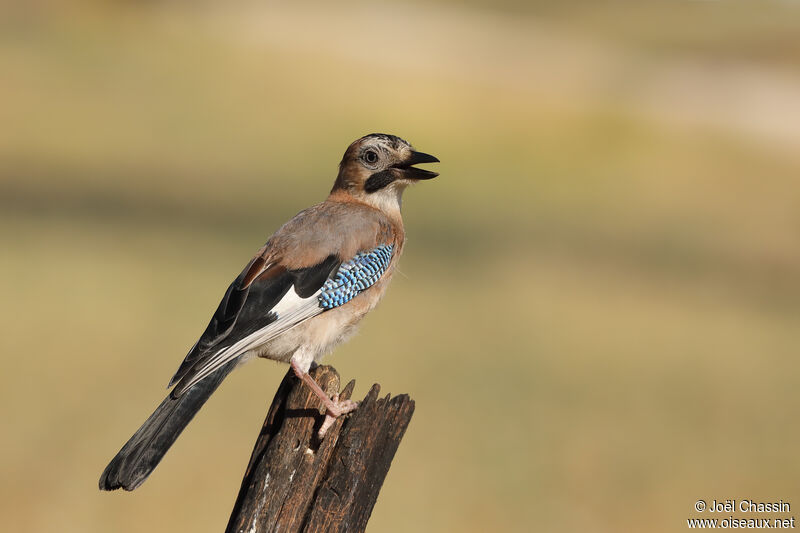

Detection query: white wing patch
xmin=173 ymin=286 xmax=323 ymax=395
xmin=271 ymin=286 xmax=313 ymax=316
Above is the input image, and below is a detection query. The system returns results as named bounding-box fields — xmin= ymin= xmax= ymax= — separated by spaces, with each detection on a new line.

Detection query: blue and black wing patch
xmin=319 ymin=244 xmax=394 ymax=309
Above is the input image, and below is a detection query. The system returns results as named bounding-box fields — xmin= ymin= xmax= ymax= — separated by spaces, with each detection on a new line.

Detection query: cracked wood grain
xmin=226 ymin=365 xmax=414 ymax=533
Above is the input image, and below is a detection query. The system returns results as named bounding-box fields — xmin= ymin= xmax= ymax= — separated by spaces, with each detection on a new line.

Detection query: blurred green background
xmin=2 ymin=1 xmax=799 ymax=531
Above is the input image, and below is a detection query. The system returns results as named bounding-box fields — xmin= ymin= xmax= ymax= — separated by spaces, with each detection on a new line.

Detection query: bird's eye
xmin=363 ymin=150 xmax=378 ymax=164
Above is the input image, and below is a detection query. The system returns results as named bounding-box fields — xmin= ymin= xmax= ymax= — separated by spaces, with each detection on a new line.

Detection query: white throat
xmin=361 ymin=181 xmax=406 ymax=217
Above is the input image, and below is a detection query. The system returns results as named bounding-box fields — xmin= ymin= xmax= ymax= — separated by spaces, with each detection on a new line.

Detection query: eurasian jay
xmin=99 ymin=133 xmax=439 ymax=491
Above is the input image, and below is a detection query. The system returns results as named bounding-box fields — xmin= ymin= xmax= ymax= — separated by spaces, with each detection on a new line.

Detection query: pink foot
xmin=318 ymin=394 xmax=359 ymax=438
xmin=291 ymin=360 xmax=358 ymax=438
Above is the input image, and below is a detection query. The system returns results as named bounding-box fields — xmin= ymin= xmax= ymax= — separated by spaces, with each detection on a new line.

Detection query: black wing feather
xmin=290 ymin=255 xmax=341 ymax=297
xmin=168 ymin=254 xmax=340 ymax=389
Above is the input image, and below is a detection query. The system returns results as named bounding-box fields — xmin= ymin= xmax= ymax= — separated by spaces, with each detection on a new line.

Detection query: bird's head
xmin=332 ymin=133 xmax=439 ymax=212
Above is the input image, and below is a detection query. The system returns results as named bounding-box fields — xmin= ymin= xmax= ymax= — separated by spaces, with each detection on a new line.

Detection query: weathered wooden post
xmin=226 ymin=365 xmax=415 ymax=533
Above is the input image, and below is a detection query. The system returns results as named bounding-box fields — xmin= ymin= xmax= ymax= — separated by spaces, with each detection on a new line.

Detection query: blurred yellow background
xmin=2 ymin=1 xmax=799 ymax=531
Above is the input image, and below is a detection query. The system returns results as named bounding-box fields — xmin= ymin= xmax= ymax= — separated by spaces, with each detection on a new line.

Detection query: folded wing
xmin=168 ymin=202 xmax=398 ymax=397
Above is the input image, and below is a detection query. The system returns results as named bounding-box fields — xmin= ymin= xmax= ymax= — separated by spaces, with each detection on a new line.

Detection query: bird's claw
xmin=318 ymin=394 xmax=359 ymax=438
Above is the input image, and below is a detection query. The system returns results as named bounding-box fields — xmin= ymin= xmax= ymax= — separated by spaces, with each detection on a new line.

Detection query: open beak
xmin=394 ymin=150 xmax=440 ymax=180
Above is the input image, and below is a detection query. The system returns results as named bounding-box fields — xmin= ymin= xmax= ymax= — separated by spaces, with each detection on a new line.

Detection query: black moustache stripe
xmin=364 ymin=170 xmax=396 ymax=193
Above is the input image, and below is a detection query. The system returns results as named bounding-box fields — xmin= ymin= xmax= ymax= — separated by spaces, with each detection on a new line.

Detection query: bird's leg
xmin=290 ymin=360 xmax=358 ymax=438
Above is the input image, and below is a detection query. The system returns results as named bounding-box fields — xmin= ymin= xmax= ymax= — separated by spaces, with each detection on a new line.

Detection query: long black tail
xmin=99 ymin=360 xmax=238 ymax=491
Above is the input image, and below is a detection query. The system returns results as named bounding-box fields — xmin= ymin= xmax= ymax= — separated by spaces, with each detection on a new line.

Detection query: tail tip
xmin=99 ymin=462 xmax=143 ymax=492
